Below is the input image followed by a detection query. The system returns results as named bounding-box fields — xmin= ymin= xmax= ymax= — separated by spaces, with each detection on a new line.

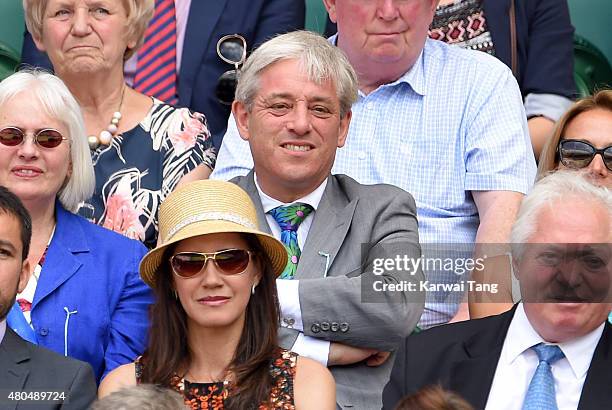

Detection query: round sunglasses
xmin=0 ymin=126 xmax=67 ymax=149
xmin=170 ymin=248 xmax=255 ymax=278
xmin=215 ymin=34 xmax=247 ymax=106
xmin=558 ymin=139 xmax=612 ymax=171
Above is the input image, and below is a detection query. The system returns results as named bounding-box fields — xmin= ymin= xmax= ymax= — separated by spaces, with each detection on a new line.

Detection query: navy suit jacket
xmin=482 ymin=0 xmax=575 ymax=99
xmin=383 ymin=305 xmax=612 ymax=410
xmin=27 ymin=204 xmax=153 ymax=383
xmin=21 ymin=0 xmax=305 ymax=150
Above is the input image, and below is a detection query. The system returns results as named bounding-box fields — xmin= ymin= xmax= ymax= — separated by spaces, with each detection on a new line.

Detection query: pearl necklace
xmin=87 ymin=85 xmax=126 ymax=150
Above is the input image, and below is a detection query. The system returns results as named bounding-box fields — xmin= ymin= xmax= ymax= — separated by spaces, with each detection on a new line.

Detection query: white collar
xmin=254 ymin=173 xmax=328 ymax=214
xmin=0 ymin=319 xmax=6 ymax=345
xmin=505 ymin=303 xmax=604 ymax=379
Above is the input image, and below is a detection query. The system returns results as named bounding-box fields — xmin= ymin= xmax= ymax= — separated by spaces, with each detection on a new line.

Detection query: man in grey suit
xmin=0 ymin=186 xmax=97 ymax=410
xmin=228 ymin=31 xmax=425 ymax=409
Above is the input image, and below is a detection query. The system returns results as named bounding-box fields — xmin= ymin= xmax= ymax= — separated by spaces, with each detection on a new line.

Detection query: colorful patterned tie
xmin=133 ymin=0 xmax=178 ymax=104
xmin=522 ymin=343 xmax=565 ymax=410
xmin=269 ymin=203 xmax=314 ymax=279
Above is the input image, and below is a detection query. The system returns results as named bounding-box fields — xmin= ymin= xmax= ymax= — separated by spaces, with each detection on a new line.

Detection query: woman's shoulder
xmin=98 ymin=362 xmax=137 ymax=399
xmin=293 ymin=356 xmax=335 ymax=409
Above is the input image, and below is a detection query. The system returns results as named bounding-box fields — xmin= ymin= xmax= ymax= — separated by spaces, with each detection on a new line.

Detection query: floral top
xmin=135 ymin=348 xmax=297 ymax=409
xmin=78 ymin=99 xmax=216 ymax=248
xmin=429 ymin=0 xmax=495 ymax=55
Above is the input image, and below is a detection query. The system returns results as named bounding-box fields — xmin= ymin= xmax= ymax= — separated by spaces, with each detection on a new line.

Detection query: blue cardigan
xmin=30 ymin=204 xmax=153 ymax=382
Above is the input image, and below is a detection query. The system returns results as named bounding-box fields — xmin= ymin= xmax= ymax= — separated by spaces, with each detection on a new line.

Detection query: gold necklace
xmin=87 ymin=85 xmax=126 ymax=150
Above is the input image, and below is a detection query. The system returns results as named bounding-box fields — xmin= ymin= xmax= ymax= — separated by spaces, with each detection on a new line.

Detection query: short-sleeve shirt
xmin=79 ymin=99 xmax=216 ymax=248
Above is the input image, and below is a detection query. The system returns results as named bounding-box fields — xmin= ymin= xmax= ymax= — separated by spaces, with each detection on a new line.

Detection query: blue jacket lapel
xmin=32 ymin=205 xmax=88 ymax=309
xmin=179 ymin=0 xmax=228 ymax=106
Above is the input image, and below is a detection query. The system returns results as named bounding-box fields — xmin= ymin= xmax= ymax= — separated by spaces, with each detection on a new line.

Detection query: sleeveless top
xmin=429 ymin=0 xmax=495 ymax=56
xmin=135 ymin=348 xmax=297 ymax=409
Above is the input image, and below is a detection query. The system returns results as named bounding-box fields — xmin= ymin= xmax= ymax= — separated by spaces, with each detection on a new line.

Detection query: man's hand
xmin=328 ymin=342 xmax=390 ymax=367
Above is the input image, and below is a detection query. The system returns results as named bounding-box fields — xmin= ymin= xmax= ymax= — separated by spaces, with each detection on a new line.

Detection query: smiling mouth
xmin=12 ymin=168 xmax=42 ymax=177
xmin=282 ymin=144 xmax=312 ymax=152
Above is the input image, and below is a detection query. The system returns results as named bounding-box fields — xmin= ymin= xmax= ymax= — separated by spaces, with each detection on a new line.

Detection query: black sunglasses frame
xmin=557 ymin=139 xmax=612 ymax=172
xmin=0 ymin=126 xmax=68 ymax=149
xmin=170 ymin=248 xmax=255 ymax=278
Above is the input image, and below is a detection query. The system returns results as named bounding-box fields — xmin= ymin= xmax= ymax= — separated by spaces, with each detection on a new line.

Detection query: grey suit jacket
xmin=233 ymin=172 xmax=425 ymax=410
xmin=0 ymin=328 xmax=97 ymax=410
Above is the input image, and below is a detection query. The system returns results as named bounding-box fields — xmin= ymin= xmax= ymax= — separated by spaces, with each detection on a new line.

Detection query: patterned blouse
xmin=429 ymin=0 xmax=495 ymax=55
xmin=78 ymin=99 xmax=216 ymax=248
xmin=135 ymin=349 xmax=297 ymax=409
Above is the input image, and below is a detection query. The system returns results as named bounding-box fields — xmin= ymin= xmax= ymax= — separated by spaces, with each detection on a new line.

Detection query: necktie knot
xmin=269 ymin=203 xmax=314 ymax=232
xmin=532 ymin=343 xmax=565 ymax=365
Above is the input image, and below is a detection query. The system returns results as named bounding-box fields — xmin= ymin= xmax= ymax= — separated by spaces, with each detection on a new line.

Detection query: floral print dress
xmin=135 ymin=349 xmax=297 ymax=409
xmin=78 ymin=99 xmax=216 ymax=248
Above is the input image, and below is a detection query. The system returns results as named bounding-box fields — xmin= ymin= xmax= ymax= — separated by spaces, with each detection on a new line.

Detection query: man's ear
xmin=232 ymin=100 xmax=251 ymax=142
xmin=17 ymin=259 xmax=31 ymax=293
xmin=322 ymin=0 xmax=338 ymax=24
xmin=337 ymin=110 xmax=352 ymax=148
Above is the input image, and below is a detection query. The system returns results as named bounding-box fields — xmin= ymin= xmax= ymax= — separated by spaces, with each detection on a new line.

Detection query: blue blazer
xmin=483 ymin=0 xmax=575 ymax=98
xmin=21 ymin=0 xmax=305 ymax=150
xmin=30 ymin=204 xmax=153 ymax=383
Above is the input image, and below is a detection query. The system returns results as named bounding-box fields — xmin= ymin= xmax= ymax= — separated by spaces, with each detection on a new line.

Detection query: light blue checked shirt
xmin=211 ymin=38 xmax=537 ymax=327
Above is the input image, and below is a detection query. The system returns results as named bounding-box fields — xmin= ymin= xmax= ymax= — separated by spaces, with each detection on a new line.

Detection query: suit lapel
xmin=179 ymin=0 xmax=228 ymax=106
xmin=578 ymin=322 xmax=612 ymax=409
xmin=32 ymin=205 xmax=87 ymax=309
xmin=448 ymin=307 xmax=516 ymax=409
xmin=296 ymin=176 xmax=357 ymax=280
xmin=235 ymin=171 xmax=273 ymax=235
xmin=0 ymin=329 xmax=31 ymax=410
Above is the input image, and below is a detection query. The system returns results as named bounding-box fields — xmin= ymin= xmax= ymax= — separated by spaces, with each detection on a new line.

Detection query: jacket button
xmin=39 ymin=328 xmax=49 ymax=336
xmin=320 ymin=321 xmax=330 ymax=331
xmin=340 ymin=322 xmax=350 ymax=333
xmin=331 ymin=322 xmax=339 ymax=332
xmin=311 ymin=323 xmax=321 ymax=333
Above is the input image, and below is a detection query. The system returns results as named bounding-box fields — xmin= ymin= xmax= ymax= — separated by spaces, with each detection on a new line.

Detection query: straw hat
xmin=139 ymin=180 xmax=288 ymax=287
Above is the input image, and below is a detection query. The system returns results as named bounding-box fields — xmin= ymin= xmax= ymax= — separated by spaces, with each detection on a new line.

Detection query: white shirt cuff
xmin=291 ymin=333 xmax=330 ymax=366
xmin=276 ymin=279 xmax=304 ymax=331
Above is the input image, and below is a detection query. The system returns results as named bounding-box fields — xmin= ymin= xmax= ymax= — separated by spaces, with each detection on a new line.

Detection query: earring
xmin=251 ymin=284 xmax=257 ymax=295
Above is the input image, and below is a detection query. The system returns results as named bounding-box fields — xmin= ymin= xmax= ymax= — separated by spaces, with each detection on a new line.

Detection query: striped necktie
xmin=133 ymin=0 xmax=178 ymax=105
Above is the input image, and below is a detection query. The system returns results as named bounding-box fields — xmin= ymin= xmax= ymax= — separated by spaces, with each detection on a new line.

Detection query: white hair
xmin=510 ymin=170 xmax=612 ymax=261
xmin=235 ymin=30 xmax=358 ymax=118
xmin=0 ymin=70 xmax=95 ymax=212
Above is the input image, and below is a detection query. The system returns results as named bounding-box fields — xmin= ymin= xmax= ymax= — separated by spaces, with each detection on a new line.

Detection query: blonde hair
xmin=0 ymin=70 xmax=95 ymax=211
xmin=23 ymin=0 xmax=155 ymax=60
xmin=538 ymin=89 xmax=612 ymax=179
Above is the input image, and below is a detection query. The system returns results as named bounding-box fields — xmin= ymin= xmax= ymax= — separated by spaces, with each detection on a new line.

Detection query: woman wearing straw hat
xmin=99 ymin=180 xmax=335 ymax=409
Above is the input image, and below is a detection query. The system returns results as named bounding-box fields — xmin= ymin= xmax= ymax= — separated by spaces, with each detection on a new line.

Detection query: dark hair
xmin=395 ymin=385 xmax=474 ymax=410
xmin=0 ymin=186 xmax=32 ymax=260
xmin=140 ymin=234 xmax=280 ymax=408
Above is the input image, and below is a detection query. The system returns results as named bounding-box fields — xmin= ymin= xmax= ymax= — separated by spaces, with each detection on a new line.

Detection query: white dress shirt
xmin=0 ymin=319 xmax=6 ymax=345
xmin=255 ymin=174 xmax=331 ymax=365
xmin=486 ymin=303 xmax=604 ymax=410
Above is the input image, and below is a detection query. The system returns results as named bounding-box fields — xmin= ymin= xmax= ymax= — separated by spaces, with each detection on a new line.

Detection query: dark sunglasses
xmin=558 ymin=139 xmax=612 ymax=171
xmin=0 ymin=126 xmax=67 ymax=149
xmin=170 ymin=248 xmax=255 ymax=278
xmin=215 ymin=34 xmax=247 ymax=106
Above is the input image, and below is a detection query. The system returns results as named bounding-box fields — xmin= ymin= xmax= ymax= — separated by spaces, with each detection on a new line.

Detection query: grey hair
xmin=91 ymin=385 xmax=186 ymax=410
xmin=510 ymin=170 xmax=612 ymax=261
xmin=0 ymin=70 xmax=95 ymax=212
xmin=234 ymin=30 xmax=358 ymax=118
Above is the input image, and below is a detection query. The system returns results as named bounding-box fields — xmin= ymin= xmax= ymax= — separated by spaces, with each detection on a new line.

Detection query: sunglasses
xmin=0 ymin=126 xmax=67 ymax=149
xmin=558 ymin=139 xmax=612 ymax=171
xmin=215 ymin=34 xmax=247 ymax=106
xmin=170 ymin=248 xmax=255 ymax=278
